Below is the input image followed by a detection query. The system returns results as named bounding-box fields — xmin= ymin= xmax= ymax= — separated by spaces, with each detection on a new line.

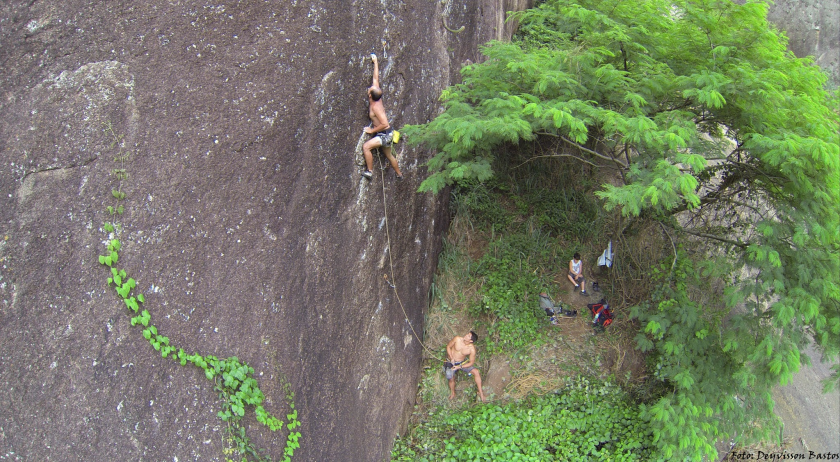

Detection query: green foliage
xmin=524 ymin=186 xmax=601 ymax=241
xmin=409 ymin=0 xmax=839 ymax=456
xmin=632 ymin=255 xmax=784 ymax=460
xmin=453 ymin=164 xmax=603 ymax=241
xmin=392 ymin=376 xmax=652 ymax=461
xmin=97 ymin=122 xmax=301 ymax=461
xmin=99 ymin=246 xmax=302 ymax=459
xmin=472 ymin=232 xmax=550 ymax=353
xmin=106 ymin=204 xmax=124 ymax=216
xmin=451 ymin=169 xmax=604 ymax=353
xmin=453 ymin=179 xmax=514 ymax=232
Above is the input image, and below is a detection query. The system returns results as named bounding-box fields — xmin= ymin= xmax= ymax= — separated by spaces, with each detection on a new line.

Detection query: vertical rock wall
xmin=769 ymin=0 xmax=839 ymax=85
xmin=0 ymin=0 xmax=834 ymax=460
xmin=740 ymin=0 xmax=839 ymax=86
xmin=0 ymin=1 xmax=530 ymax=460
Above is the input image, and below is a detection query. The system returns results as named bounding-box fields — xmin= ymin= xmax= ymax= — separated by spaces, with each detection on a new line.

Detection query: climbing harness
xmin=376 ymin=149 xmax=446 ymax=364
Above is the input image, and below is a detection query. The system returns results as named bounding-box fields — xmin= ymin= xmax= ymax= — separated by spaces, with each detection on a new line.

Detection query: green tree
xmin=406 ymin=0 xmax=839 ymax=459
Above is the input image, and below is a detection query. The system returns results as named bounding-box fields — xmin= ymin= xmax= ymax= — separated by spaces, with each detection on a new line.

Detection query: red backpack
xmin=587 ymin=299 xmax=613 ymax=330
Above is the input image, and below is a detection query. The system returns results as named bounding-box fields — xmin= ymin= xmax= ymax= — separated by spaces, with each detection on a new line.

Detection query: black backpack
xmin=587 ymin=298 xmax=613 ymax=330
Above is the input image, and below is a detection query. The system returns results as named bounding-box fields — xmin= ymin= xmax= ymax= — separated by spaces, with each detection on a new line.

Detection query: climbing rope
xmin=376 ymin=150 xmax=446 ymax=363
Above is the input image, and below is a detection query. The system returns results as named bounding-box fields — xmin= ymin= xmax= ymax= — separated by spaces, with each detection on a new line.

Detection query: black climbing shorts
xmin=374 ymin=128 xmax=394 ymax=147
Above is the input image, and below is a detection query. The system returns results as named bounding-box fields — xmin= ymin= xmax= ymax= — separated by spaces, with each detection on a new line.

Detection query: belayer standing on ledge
xmin=361 ymin=53 xmax=403 ymax=180
xmin=445 ymin=331 xmax=486 ymax=402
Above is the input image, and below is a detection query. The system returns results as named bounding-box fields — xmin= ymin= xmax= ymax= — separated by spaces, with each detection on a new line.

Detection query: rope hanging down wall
xmin=376 ymin=150 xmax=445 ymax=364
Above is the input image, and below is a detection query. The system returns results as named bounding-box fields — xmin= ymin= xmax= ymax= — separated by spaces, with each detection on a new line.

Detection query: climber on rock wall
xmin=361 ymin=53 xmax=403 ymax=180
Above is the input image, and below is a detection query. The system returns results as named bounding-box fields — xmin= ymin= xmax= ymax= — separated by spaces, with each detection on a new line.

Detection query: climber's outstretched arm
xmin=371 ymin=54 xmax=380 ymax=89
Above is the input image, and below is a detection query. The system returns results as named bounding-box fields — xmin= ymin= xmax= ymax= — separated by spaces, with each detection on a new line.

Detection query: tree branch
xmin=515 ymin=154 xmax=599 ymax=169
xmin=561 ymin=136 xmax=629 ymax=169
xmin=659 ymin=222 xmax=678 ymax=276
xmin=678 ymin=227 xmax=749 ymax=249
xmin=534 ymin=131 xmax=629 ymax=169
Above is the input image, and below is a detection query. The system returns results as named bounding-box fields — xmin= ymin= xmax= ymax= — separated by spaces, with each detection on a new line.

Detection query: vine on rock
xmin=97 ymin=122 xmax=301 ymax=461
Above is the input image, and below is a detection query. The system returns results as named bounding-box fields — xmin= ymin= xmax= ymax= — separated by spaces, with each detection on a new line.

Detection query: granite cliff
xmin=0 ymin=1 xmax=529 ymax=460
xmin=0 ymin=0 xmax=835 ymax=460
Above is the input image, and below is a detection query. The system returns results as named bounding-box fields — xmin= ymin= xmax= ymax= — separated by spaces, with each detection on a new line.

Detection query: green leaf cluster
xmin=97 ymin=122 xmax=301 ymax=460
xmin=392 ymin=376 xmax=652 ymax=461
xmin=98 ymin=231 xmax=301 ymax=460
xmin=632 ymin=255 xmax=786 ymax=460
xmin=471 ymin=232 xmax=551 ymax=353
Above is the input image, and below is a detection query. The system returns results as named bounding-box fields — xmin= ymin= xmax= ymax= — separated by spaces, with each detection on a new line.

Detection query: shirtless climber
xmin=361 ymin=53 xmax=403 ymax=180
xmin=445 ymin=331 xmax=486 ymax=402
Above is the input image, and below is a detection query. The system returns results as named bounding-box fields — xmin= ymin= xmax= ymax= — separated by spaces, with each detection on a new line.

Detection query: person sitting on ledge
xmin=568 ymin=252 xmax=588 ymax=296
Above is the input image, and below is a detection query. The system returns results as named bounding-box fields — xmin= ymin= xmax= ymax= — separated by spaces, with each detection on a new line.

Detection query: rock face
xmin=740 ymin=0 xmax=840 ymax=86
xmin=769 ymin=0 xmax=840 ymax=86
xmin=0 ymin=1 xmax=530 ymax=460
xmin=2 ymin=1 xmax=834 ymax=460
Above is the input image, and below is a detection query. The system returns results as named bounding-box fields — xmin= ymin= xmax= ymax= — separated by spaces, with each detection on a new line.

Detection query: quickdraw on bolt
xmin=383 ymin=274 xmax=395 ymax=289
